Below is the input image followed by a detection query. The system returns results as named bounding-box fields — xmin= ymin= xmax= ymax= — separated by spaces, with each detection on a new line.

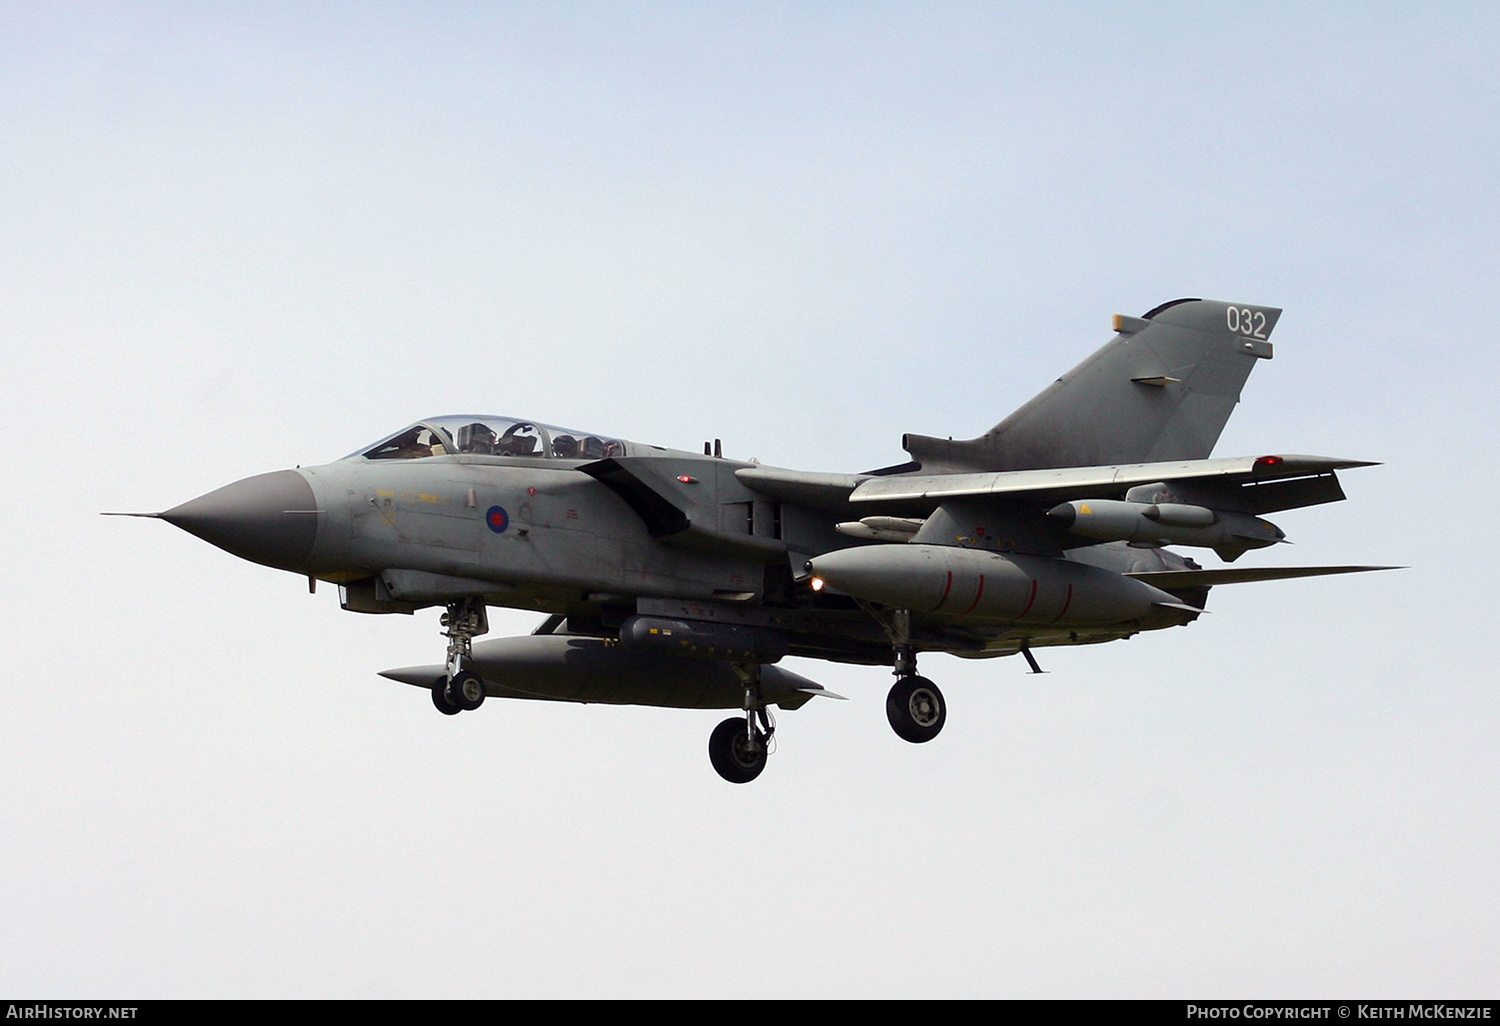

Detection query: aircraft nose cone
xmin=161 ymin=470 xmax=319 ymax=572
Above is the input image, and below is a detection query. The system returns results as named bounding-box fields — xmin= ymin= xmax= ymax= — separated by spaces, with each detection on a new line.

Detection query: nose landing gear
xmin=430 ymin=597 xmax=490 ymax=716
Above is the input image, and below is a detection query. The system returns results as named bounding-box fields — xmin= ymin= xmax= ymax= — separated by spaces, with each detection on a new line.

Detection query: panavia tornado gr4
xmin=133 ymin=298 xmax=1389 ymax=783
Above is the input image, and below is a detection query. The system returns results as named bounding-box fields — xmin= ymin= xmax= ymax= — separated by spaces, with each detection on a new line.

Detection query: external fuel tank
xmin=807 ymin=543 xmax=1184 ymax=625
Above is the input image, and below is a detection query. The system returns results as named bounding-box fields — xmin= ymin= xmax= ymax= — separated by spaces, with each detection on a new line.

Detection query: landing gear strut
xmin=431 ymin=597 xmax=489 ymax=715
xmin=708 ymin=661 xmax=775 ymax=783
xmin=881 ymin=607 xmax=947 ymax=744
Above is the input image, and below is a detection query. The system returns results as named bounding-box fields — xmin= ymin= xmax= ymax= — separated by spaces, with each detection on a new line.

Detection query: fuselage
xmin=161 ymin=414 xmax=1202 ymax=667
xmin=301 ymin=451 xmax=767 ymax=604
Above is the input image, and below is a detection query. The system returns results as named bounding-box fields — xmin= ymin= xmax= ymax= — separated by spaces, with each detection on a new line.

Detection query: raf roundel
xmin=485 ymin=505 xmax=509 ymax=534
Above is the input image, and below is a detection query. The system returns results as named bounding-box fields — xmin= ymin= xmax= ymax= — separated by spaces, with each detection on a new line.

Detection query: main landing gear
xmin=708 ymin=661 xmax=776 ymax=784
xmin=430 ymin=597 xmax=489 ymax=716
xmin=884 ymin=607 xmax=946 ymax=744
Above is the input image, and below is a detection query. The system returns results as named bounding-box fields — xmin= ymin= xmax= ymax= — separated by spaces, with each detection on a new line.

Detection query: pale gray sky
xmin=2 ymin=2 xmax=1496 ymax=997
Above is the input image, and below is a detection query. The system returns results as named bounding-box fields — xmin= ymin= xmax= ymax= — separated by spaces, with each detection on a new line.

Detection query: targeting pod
xmin=1047 ymin=499 xmax=1283 ymax=560
xmin=620 ymin=615 xmax=789 ymax=663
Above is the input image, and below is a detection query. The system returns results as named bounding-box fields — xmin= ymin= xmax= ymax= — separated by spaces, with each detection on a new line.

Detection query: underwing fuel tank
xmin=380 ymin=634 xmax=824 ymax=710
xmin=807 ymin=544 xmax=1185 ymax=625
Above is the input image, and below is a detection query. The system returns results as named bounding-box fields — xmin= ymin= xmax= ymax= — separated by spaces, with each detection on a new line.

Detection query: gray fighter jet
xmin=135 ymin=298 xmax=1390 ymax=782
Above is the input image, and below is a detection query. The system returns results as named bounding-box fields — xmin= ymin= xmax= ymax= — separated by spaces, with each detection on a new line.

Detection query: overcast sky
xmin=2 ymin=2 xmax=1497 ymax=997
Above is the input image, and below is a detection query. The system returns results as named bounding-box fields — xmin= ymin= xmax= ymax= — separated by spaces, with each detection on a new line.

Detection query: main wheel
xmin=431 ymin=677 xmax=462 ymax=716
xmin=708 ymin=716 xmax=768 ymax=784
xmin=445 ymin=670 xmax=487 ymax=711
xmin=886 ymin=675 xmax=946 ymax=743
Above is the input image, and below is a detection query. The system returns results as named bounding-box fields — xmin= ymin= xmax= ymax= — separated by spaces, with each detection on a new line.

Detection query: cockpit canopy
xmin=350 ymin=415 xmax=628 ymax=462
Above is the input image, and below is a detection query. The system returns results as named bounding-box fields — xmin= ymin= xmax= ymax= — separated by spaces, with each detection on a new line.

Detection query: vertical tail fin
xmin=900 ymin=298 xmax=1280 ymax=473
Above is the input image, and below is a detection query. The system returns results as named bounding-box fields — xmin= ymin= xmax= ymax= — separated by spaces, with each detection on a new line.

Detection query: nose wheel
xmin=430 ymin=670 xmax=486 ymax=714
xmin=446 ymin=669 xmax=487 ymax=711
xmin=886 ymin=675 xmax=946 ymax=743
xmin=431 ymin=676 xmax=462 ymax=715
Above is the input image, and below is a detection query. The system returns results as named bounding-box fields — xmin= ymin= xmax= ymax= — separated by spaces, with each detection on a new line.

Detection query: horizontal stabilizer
xmin=1126 ymin=565 xmax=1400 ymax=588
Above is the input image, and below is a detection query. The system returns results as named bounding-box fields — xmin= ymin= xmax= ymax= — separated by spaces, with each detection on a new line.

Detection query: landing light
xmin=810 ymin=577 xmax=825 ymax=592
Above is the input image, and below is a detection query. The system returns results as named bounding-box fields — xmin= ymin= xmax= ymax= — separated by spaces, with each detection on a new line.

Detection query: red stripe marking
xmin=1051 ymin=583 xmax=1074 ymax=622
xmin=934 ymin=570 xmax=954 ymax=611
xmin=1017 ymin=579 xmax=1039 ymax=619
xmin=959 ymin=574 xmax=986 ymax=615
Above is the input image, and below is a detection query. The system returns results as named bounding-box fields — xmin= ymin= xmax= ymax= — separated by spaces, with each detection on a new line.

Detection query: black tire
xmin=445 ymin=670 xmax=487 ymax=711
xmin=886 ymin=675 xmax=946 ymax=743
xmin=431 ymin=677 xmax=462 ymax=716
xmin=708 ymin=716 xmax=768 ymax=784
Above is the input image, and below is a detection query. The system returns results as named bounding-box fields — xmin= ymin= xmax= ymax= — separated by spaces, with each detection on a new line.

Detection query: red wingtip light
xmin=1253 ymin=455 xmax=1283 ymax=470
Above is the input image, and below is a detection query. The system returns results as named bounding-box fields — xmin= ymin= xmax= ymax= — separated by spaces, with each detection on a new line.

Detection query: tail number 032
xmin=1226 ymin=306 xmax=1268 ymax=338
